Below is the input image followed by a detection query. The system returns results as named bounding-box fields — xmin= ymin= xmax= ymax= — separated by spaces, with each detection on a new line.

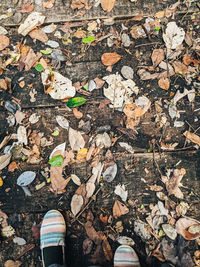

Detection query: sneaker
xmin=40 ymin=210 xmax=66 ymax=267
xmin=114 ymin=245 xmax=141 ymax=267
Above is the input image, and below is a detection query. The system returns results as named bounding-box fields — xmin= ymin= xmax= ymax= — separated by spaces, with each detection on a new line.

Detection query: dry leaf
xmin=164 ymin=168 xmax=186 ymax=199
xmin=8 ymin=161 xmax=18 ymax=172
xmin=22 ymin=48 xmax=42 ymax=71
xmin=4 ymin=260 xmax=22 ymax=267
xmin=0 ymin=210 xmax=8 ymax=228
xmin=0 ymin=35 xmax=9 ymax=51
xmin=101 ymin=0 xmax=115 ymax=12
xmin=0 ymin=154 xmax=11 ymax=171
xmin=101 ymin=52 xmax=121 ymax=66
xmin=49 ymin=150 xmax=73 ymax=194
xmin=69 ymin=127 xmax=85 ymax=151
xmin=148 ymin=185 xmax=163 ymax=191
xmin=84 ymin=221 xmax=101 ymax=245
xmin=15 ymin=110 xmax=26 ymax=124
xmin=71 ymin=194 xmax=84 ymax=216
xmin=152 ymin=49 xmax=165 ymax=66
xmin=73 ymin=30 xmax=87 ymax=38
xmin=113 ymin=200 xmax=129 ymax=219
xmin=71 ymin=174 xmax=81 ymax=186
xmin=29 ymin=28 xmax=48 ymax=43
xmin=176 ymin=217 xmax=200 ymax=240
xmin=99 ymin=214 xmax=108 ymax=224
xmin=17 ymin=125 xmax=27 ymax=145
xmin=173 ymin=61 xmax=188 ymax=75
xmin=99 ymin=231 xmax=113 ymax=261
xmin=158 ymin=77 xmax=170 ymax=90
xmin=163 ymin=22 xmax=185 ymax=50
xmin=155 ymin=10 xmax=165 ymax=18
xmin=0 ymin=79 xmax=7 ymax=90
xmin=183 ymin=131 xmax=200 ymax=146
xmin=73 ymin=108 xmax=83 ymax=119
xmin=114 ymin=184 xmax=128 ymax=201
xmin=43 ymin=0 xmax=55 ymax=8
xmin=83 ymin=238 xmax=93 ymax=255
xmin=21 ymin=2 xmax=34 ymax=13
xmin=19 ymin=81 xmax=25 ymax=88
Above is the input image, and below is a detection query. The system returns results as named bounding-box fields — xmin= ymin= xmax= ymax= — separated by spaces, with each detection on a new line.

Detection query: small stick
xmin=135 ymin=42 xmax=161 ymax=48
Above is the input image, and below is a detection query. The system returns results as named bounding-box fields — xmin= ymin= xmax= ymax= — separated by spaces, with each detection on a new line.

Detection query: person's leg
xmin=40 ymin=210 xmax=66 ymax=267
xmin=114 ymin=245 xmax=141 ymax=267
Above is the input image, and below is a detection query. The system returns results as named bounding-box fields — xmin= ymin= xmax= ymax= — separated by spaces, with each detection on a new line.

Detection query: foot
xmin=114 ymin=245 xmax=141 ymax=267
xmin=40 ymin=210 xmax=66 ymax=267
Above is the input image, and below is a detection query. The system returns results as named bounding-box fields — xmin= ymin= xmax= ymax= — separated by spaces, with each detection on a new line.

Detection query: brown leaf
xmin=0 ymin=79 xmax=7 ymax=90
xmin=101 ymin=52 xmax=121 ymax=66
xmin=99 ymin=231 xmax=113 ymax=261
xmin=0 ymin=35 xmax=9 ymax=51
xmin=84 ymin=221 xmax=101 ymax=245
xmin=183 ymin=131 xmax=200 ymax=146
xmin=86 ymin=143 xmax=95 ymax=161
xmin=94 ymin=77 xmax=105 ymax=89
xmin=101 ymin=0 xmax=115 ymax=12
xmin=69 ymin=127 xmax=85 ymax=151
xmin=8 ymin=161 xmax=18 ymax=172
xmin=4 ymin=260 xmax=22 ymax=267
xmin=73 ymin=30 xmax=87 ymax=38
xmin=71 ymin=194 xmax=83 ymax=216
xmin=176 ymin=217 xmax=200 ymax=240
xmin=19 ymin=80 xmax=25 ymax=88
xmin=22 ymin=48 xmax=42 ymax=71
xmin=113 ymin=200 xmax=129 ymax=219
xmin=183 ymin=54 xmax=193 ymax=66
xmin=29 ymin=28 xmax=48 ymax=43
xmin=49 ymin=150 xmax=73 ymax=194
xmin=158 ymin=77 xmax=170 ymax=90
xmin=0 ymin=209 xmax=8 ymax=228
xmin=99 ymin=213 xmax=108 ymax=223
xmin=83 ymin=238 xmax=93 ymax=255
xmin=173 ymin=61 xmax=188 ymax=75
xmin=43 ymin=0 xmax=55 ymax=8
xmin=148 ymin=185 xmax=163 ymax=191
xmin=20 ymin=2 xmax=34 ymax=13
xmin=31 ymin=223 xmax=41 ymax=240
xmin=164 ymin=168 xmax=186 ymax=199
xmin=154 ymin=10 xmax=165 ymax=18
xmin=151 ymin=49 xmax=165 ymax=66
xmin=73 ymin=108 xmax=83 ymax=119
xmin=130 ymin=13 xmax=144 ymax=21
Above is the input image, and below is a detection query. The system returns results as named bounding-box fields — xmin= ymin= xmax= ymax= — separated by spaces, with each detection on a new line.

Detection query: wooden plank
xmin=0 ymin=0 xmax=180 ymax=26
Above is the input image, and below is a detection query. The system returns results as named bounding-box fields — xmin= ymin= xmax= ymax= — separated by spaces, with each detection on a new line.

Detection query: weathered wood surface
xmin=0 ymin=0 xmax=181 ymax=26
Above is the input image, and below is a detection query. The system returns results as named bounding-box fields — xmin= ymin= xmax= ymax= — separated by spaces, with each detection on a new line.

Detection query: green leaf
xmin=34 ymin=64 xmax=43 ymax=72
xmin=52 ymin=130 xmax=59 ymax=136
xmin=66 ymin=97 xmax=87 ymax=108
xmin=48 ymin=155 xmax=64 ymax=167
xmin=147 ymin=149 xmax=152 ymax=153
xmin=158 ymin=230 xmax=163 ymax=238
xmin=154 ymin=27 xmax=161 ymax=32
xmin=83 ymin=83 xmax=88 ymax=91
xmin=40 ymin=49 xmax=52 ymax=55
xmin=82 ymin=36 xmax=95 ymax=44
xmin=140 ymin=204 xmax=144 ymax=209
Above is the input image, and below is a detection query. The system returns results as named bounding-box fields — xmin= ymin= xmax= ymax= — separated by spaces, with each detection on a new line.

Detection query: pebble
xmin=121 ymin=33 xmax=131 ymax=47
xmin=121 ymin=66 xmax=134 ymax=80
xmin=46 ymin=40 xmax=60 ymax=48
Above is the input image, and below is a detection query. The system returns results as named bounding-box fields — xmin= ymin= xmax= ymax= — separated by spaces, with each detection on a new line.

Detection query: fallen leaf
xmin=0 ymin=79 xmax=7 ymax=90
xmin=73 ymin=30 xmax=87 ymax=38
xmin=162 ymin=224 xmax=177 ymax=240
xmin=29 ymin=28 xmax=48 ymax=43
xmin=0 ymin=210 xmax=8 ymax=228
xmin=163 ymin=21 xmax=185 ymax=50
xmin=114 ymin=184 xmax=127 ymax=201
xmin=99 ymin=213 xmax=108 ymax=224
xmin=84 ymin=221 xmax=101 ymax=245
xmin=0 ymin=154 xmax=11 ymax=171
xmin=176 ymin=217 xmax=200 ymax=240
xmin=8 ymin=161 xmax=18 ymax=172
xmin=41 ymin=70 xmax=75 ymax=99
xmin=48 ymin=155 xmax=64 ymax=167
xmin=99 ymin=231 xmax=113 ymax=261
xmin=113 ymin=200 xmax=129 ymax=219
xmin=148 ymin=185 xmax=163 ymax=191
xmin=18 ymin=12 xmax=46 ymax=36
xmin=0 ymin=35 xmax=9 ymax=51
xmin=69 ymin=127 xmax=85 ymax=151
xmin=4 ymin=260 xmax=22 ymax=267
xmin=43 ymin=0 xmax=55 ymax=8
xmin=71 ymin=194 xmax=84 ymax=216
xmin=17 ymin=126 xmax=27 ymax=145
xmin=116 ymin=236 xmax=135 ymax=246
xmin=83 ymin=238 xmax=93 ymax=255
xmin=155 ymin=10 xmax=165 ymax=18
xmin=160 ymin=141 xmax=178 ymax=150
xmin=151 ymin=49 xmax=165 ymax=66
xmin=101 ymin=52 xmax=121 ymax=66
xmin=71 ymin=174 xmax=81 ymax=186
xmin=173 ymin=61 xmax=188 ymax=75
xmin=76 ymin=148 xmax=88 ymax=161
xmin=158 ymin=77 xmax=170 ymax=90
xmin=13 ymin=236 xmax=26 ymax=246
xmin=183 ymin=131 xmax=200 ymax=146
xmin=20 ymin=2 xmax=34 ymax=13
xmin=22 ymin=48 xmax=42 ymax=71
xmin=101 ymin=0 xmax=115 ymax=12
xmin=73 ymin=108 xmax=83 ymax=119
xmin=31 ymin=223 xmax=41 ymax=240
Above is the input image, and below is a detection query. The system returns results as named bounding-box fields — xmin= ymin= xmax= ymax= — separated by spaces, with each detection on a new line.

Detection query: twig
xmin=71 ymin=187 xmax=102 ymax=223
xmin=152 ymin=142 xmax=163 ymax=178
xmin=96 ymin=33 xmax=112 ymax=43
xmin=135 ymin=42 xmax=161 ymax=48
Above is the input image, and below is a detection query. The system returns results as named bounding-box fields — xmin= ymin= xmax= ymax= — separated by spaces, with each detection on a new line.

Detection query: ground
xmin=0 ymin=0 xmax=200 ymax=267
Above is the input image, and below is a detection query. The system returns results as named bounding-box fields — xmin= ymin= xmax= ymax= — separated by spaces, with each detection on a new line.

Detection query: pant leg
xmin=47 ymin=264 xmax=66 ymax=267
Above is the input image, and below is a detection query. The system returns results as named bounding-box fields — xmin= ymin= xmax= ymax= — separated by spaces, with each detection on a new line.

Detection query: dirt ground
xmin=0 ymin=1 xmax=200 ymax=267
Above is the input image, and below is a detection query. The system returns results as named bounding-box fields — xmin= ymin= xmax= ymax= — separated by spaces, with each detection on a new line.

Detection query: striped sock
xmin=114 ymin=245 xmax=141 ymax=267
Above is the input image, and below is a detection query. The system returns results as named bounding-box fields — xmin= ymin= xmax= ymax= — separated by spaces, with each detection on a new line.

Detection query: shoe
xmin=40 ymin=210 xmax=66 ymax=267
xmin=114 ymin=245 xmax=141 ymax=267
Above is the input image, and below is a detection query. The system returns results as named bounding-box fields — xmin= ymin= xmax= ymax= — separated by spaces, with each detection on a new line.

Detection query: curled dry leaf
xmin=69 ymin=127 xmax=85 ymax=151
xmin=73 ymin=108 xmax=83 ymax=119
xmin=103 ymin=163 xmax=117 ymax=182
xmin=114 ymin=184 xmax=128 ymax=201
xmin=29 ymin=28 xmax=48 ymax=43
xmin=8 ymin=161 xmax=18 ymax=172
xmin=101 ymin=0 xmax=116 ymax=12
xmin=0 ymin=35 xmax=9 ymax=51
xmin=151 ymin=49 xmax=165 ymax=66
xmin=84 ymin=221 xmax=101 ymax=245
xmin=183 ymin=131 xmax=200 ymax=146
xmin=21 ymin=1 xmax=34 ymax=13
xmin=158 ymin=77 xmax=170 ymax=90
xmin=173 ymin=61 xmax=188 ymax=75
xmin=71 ymin=194 xmax=84 ymax=216
xmin=176 ymin=217 xmax=200 ymax=240
xmin=0 ymin=210 xmax=8 ymax=228
xmin=113 ymin=200 xmax=129 ymax=219
xmin=101 ymin=52 xmax=121 ymax=66
xmin=99 ymin=231 xmax=113 ymax=261
xmin=163 ymin=21 xmax=185 ymax=50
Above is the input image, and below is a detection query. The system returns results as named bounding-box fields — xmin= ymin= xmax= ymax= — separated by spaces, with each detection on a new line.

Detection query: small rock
xmin=46 ymin=40 xmax=59 ymax=48
xmin=121 ymin=66 xmax=134 ymax=80
xmin=134 ymin=220 xmax=151 ymax=241
xmin=121 ymin=33 xmax=131 ymax=47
